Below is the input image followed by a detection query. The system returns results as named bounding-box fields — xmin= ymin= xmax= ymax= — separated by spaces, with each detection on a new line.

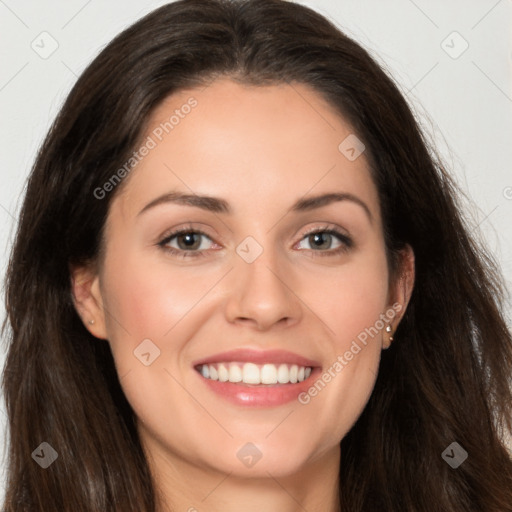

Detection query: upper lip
xmin=192 ymin=348 xmax=321 ymax=368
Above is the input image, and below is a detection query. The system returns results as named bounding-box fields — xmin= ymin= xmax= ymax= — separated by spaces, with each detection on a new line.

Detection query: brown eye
xmin=308 ymin=232 xmax=335 ymax=250
xmin=296 ymin=229 xmax=353 ymax=255
xmin=174 ymin=232 xmax=203 ymax=251
xmin=159 ymin=229 xmax=215 ymax=258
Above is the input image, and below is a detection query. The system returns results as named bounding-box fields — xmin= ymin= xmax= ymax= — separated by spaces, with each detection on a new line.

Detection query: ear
xmin=69 ymin=263 xmax=108 ymax=340
xmin=383 ymin=244 xmax=415 ymax=348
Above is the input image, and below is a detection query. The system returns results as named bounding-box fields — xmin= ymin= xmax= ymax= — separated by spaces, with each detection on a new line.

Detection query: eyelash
xmin=157 ymin=224 xmax=353 ymax=259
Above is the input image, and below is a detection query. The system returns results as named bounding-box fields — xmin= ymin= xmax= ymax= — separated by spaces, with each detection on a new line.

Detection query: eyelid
xmin=299 ymin=223 xmax=351 ymax=241
xmin=158 ymin=222 xmax=217 ymax=244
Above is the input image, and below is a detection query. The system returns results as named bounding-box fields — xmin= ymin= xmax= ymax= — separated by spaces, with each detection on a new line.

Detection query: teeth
xmin=261 ymin=364 xmax=277 ymax=384
xmin=198 ymin=362 xmax=314 ymax=385
xmin=277 ymin=364 xmax=289 ymax=384
xmin=218 ymin=363 xmax=229 ymax=382
xmin=243 ymin=363 xmax=260 ymax=384
xmin=289 ymin=365 xmax=298 ymax=383
xmin=229 ymin=364 xmax=242 ymax=383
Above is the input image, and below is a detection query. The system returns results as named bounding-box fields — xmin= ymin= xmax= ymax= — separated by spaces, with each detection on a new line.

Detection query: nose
xmin=224 ymin=244 xmax=303 ymax=331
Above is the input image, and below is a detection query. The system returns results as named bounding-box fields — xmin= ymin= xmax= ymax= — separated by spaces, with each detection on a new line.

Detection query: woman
xmin=2 ymin=0 xmax=512 ymax=510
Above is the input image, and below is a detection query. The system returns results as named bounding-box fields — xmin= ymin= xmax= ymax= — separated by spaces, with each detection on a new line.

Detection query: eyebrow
xmin=137 ymin=191 xmax=373 ymax=223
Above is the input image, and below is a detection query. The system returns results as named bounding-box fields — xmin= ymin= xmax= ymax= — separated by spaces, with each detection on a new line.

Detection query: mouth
xmin=195 ymin=362 xmax=312 ymax=386
xmin=192 ymin=349 xmax=321 ymax=407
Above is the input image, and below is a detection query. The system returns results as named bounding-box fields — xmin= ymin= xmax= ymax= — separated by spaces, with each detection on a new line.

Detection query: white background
xmin=1 ymin=0 xmax=511 ymax=498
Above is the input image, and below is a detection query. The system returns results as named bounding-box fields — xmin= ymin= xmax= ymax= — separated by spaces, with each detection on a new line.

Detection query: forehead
xmin=110 ymin=78 xmax=380 ymax=225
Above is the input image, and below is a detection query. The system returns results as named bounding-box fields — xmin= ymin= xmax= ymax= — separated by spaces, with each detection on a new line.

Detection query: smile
xmin=192 ymin=348 xmax=321 ymax=406
xmin=196 ymin=362 xmax=313 ymax=385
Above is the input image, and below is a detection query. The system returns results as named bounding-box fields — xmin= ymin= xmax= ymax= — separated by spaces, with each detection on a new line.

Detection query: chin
xmin=196 ymin=436 xmax=322 ymax=479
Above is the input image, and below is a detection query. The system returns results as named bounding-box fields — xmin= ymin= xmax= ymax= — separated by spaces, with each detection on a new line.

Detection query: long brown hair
xmin=3 ymin=1 xmax=512 ymax=510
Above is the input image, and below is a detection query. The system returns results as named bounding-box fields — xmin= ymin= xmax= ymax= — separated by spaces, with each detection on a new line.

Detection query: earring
xmin=385 ymin=324 xmax=394 ymax=343
xmin=88 ymin=319 xmax=95 ymax=325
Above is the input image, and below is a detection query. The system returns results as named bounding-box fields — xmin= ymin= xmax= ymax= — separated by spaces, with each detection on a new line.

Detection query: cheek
xmin=296 ymin=248 xmax=389 ymax=440
xmin=306 ymin=248 xmax=390 ymax=347
xmin=98 ymin=244 xmax=229 ymax=394
xmin=98 ymin=250 xmax=213 ymax=427
xmin=100 ymin=248 xmax=214 ymax=345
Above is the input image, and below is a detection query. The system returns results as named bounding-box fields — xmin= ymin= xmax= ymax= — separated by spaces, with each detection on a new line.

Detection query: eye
xmin=158 ymin=227 xmax=215 ymax=258
xmin=295 ymin=227 xmax=353 ymax=257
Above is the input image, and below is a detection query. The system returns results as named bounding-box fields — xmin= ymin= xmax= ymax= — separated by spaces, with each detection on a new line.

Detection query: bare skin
xmin=72 ymin=78 xmax=414 ymax=512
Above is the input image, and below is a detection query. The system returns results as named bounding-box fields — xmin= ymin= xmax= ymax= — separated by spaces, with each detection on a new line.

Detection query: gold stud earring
xmin=385 ymin=324 xmax=394 ymax=343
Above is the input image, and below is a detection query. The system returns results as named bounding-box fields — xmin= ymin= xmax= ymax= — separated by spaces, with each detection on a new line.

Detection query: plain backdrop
xmin=1 ymin=0 xmax=511 ymax=498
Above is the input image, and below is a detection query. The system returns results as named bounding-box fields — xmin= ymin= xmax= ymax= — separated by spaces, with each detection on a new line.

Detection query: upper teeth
xmin=198 ymin=363 xmax=312 ymax=385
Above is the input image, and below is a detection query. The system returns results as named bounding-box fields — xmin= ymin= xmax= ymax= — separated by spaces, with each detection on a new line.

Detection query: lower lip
xmin=196 ymin=368 xmax=320 ymax=407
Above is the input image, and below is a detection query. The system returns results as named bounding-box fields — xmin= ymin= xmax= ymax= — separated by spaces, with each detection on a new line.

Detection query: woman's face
xmin=75 ymin=78 xmax=412 ymax=479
